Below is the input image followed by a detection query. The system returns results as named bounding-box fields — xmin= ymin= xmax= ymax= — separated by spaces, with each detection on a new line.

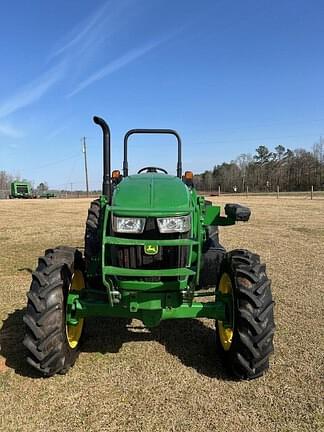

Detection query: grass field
xmin=0 ymin=197 xmax=323 ymax=432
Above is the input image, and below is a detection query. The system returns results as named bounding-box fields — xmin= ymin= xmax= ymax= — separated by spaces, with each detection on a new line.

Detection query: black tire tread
xmin=84 ymin=199 xmax=101 ymax=270
xmin=216 ymin=248 xmax=275 ymax=380
xmin=24 ymin=246 xmax=82 ymax=377
xmin=200 ymin=247 xmax=225 ymax=288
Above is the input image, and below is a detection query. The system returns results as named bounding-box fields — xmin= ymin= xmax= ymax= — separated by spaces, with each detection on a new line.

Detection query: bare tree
xmin=194 ymin=143 xmax=324 ymax=193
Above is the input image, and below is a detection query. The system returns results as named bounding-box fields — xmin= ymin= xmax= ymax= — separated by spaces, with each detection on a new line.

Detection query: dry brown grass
xmin=0 ymin=197 xmax=323 ymax=432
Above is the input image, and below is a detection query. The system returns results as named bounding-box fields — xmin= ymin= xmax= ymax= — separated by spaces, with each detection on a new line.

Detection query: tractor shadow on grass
xmin=0 ymin=308 xmax=40 ymax=378
xmin=17 ymin=268 xmax=33 ymax=274
xmin=0 ymin=311 xmax=230 ymax=380
xmin=83 ymin=317 xmax=230 ymax=380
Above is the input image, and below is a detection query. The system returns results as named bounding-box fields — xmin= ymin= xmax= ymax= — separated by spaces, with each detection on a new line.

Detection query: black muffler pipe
xmin=93 ymin=116 xmax=111 ymax=201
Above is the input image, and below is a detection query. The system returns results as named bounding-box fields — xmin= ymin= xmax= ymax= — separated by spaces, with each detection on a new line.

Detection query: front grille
xmin=112 ymin=244 xmax=188 ymax=270
xmin=109 ymin=218 xmax=189 ymax=272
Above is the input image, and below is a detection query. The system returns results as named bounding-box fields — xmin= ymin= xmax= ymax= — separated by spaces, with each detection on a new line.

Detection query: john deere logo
xmin=144 ymin=244 xmax=159 ymax=255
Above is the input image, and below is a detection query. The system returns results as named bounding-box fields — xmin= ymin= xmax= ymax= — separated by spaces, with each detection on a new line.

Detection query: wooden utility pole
xmin=320 ymin=136 xmax=323 ymax=189
xmin=82 ymin=137 xmax=89 ymax=197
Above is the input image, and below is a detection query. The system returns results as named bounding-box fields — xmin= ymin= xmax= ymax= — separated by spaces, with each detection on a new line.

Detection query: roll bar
xmin=123 ymin=129 xmax=182 ymax=178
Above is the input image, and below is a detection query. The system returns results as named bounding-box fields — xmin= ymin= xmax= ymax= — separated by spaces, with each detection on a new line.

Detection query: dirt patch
xmin=292 ymin=227 xmax=324 ymax=237
xmin=0 ymin=357 xmax=7 ymax=373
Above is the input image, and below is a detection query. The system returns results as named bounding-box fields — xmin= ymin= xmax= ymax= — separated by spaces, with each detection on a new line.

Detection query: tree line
xmin=2 ymin=139 xmax=324 ymax=194
xmin=0 ymin=170 xmax=15 ymax=191
xmin=194 ymin=140 xmax=324 ymax=192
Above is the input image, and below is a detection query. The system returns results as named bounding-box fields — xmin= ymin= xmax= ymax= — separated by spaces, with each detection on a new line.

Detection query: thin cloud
xmin=49 ymin=0 xmax=132 ymax=62
xmin=67 ymin=37 xmax=170 ymax=98
xmin=0 ymin=122 xmax=24 ymax=138
xmin=0 ymin=2 xmax=113 ymax=120
xmin=49 ymin=1 xmax=111 ymax=60
xmin=0 ymin=63 xmax=65 ymax=119
xmin=46 ymin=123 xmax=70 ymax=141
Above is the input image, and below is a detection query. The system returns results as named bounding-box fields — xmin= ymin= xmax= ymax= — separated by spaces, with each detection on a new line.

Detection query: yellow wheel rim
xmin=66 ymin=270 xmax=84 ymax=349
xmin=218 ymin=272 xmax=234 ymax=351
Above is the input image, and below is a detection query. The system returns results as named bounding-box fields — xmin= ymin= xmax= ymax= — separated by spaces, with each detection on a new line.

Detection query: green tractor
xmin=24 ymin=116 xmax=275 ymax=379
xmin=10 ymin=181 xmax=32 ymax=199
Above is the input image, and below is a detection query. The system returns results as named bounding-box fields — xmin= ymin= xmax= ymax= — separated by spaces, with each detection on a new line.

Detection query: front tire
xmin=216 ymin=249 xmax=275 ymax=379
xmin=23 ymin=246 xmax=85 ymax=377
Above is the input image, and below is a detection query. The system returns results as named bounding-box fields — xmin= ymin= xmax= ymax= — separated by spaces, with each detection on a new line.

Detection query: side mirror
xmin=225 ymin=203 xmax=251 ymax=222
xmin=182 ymin=171 xmax=194 ymax=187
xmin=112 ymin=170 xmax=122 ymax=185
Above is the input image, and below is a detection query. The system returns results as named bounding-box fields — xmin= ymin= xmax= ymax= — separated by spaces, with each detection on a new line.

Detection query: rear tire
xmin=200 ymin=225 xmax=225 ymax=288
xmin=84 ymin=199 xmax=101 ymax=270
xmin=200 ymin=246 xmax=225 ymax=288
xmin=216 ymin=249 xmax=275 ymax=379
xmin=23 ymin=246 xmax=84 ymax=377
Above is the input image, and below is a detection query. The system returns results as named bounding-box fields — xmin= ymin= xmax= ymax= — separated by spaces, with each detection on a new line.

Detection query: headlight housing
xmin=157 ymin=215 xmax=191 ymax=233
xmin=113 ymin=216 xmax=145 ymax=234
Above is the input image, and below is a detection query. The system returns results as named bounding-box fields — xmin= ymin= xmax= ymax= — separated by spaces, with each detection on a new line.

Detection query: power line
xmin=29 ymin=153 xmax=82 ymax=171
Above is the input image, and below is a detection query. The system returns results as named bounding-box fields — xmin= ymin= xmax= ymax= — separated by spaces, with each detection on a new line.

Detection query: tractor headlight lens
xmin=113 ymin=216 xmax=145 ymax=234
xmin=157 ymin=215 xmax=191 ymax=233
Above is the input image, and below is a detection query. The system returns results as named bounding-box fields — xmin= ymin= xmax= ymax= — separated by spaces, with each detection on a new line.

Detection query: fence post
xmin=218 ymin=185 xmax=221 ymax=196
xmin=311 ymin=185 xmax=313 ymax=200
xmin=276 ymin=185 xmax=279 ymax=199
xmin=246 ymin=185 xmax=249 ymax=197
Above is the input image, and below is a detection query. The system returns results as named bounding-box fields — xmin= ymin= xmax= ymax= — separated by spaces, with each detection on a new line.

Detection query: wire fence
xmin=0 ymin=190 xmax=99 ymax=200
xmin=1 ymin=188 xmax=323 ymax=200
xmin=199 ymin=186 xmax=324 ymax=200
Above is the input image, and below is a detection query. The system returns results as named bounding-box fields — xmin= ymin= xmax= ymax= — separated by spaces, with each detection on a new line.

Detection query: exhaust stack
xmin=93 ymin=116 xmax=111 ymax=201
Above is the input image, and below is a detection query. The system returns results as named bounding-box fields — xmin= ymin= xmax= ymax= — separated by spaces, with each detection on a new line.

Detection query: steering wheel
xmin=137 ymin=166 xmax=168 ymax=174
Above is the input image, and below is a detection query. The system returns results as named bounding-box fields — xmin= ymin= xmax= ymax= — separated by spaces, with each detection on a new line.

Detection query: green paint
xmin=78 ymin=161 xmax=250 ymax=328
xmin=103 ymin=236 xmax=198 ymax=246
xmin=112 ymin=174 xmax=191 ymax=214
xmin=66 ymin=291 xmax=227 ymax=328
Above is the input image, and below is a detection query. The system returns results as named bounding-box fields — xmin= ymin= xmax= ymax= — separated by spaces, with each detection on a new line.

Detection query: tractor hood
xmin=112 ymin=173 xmax=191 ymax=216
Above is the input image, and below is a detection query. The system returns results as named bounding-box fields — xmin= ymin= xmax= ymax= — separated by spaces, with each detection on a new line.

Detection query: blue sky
xmin=0 ymin=0 xmax=323 ymax=190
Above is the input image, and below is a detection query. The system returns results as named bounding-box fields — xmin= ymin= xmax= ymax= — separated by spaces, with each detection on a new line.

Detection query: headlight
xmin=113 ymin=216 xmax=145 ymax=233
xmin=157 ymin=215 xmax=191 ymax=233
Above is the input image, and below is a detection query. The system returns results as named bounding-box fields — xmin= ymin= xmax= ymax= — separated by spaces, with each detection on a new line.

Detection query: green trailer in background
xmin=39 ymin=192 xmax=56 ymax=199
xmin=9 ymin=181 xmax=32 ymax=198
